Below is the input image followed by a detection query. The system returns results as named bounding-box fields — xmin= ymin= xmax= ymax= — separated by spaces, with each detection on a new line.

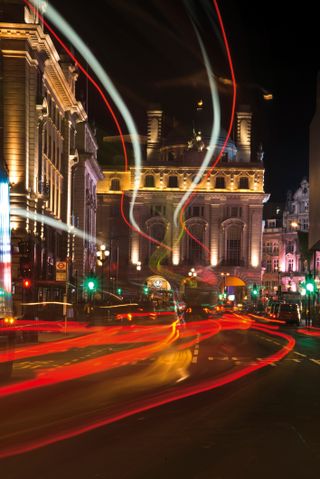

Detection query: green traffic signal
xmin=116 ymin=287 xmax=122 ymax=295
xmin=84 ymin=276 xmax=98 ymax=292
xmin=143 ymin=286 xmax=149 ymax=295
xmin=305 ymin=274 xmax=316 ymax=295
xmin=252 ymin=283 xmax=259 ymax=296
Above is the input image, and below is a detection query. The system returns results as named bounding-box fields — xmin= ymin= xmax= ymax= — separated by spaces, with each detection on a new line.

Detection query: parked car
xmin=276 ymin=303 xmax=300 ymax=325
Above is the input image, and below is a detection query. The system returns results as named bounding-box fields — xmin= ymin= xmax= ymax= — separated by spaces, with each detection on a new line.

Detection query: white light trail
xmin=11 ymin=207 xmax=101 ymax=246
xmin=29 ymin=0 xmax=142 ymax=233
xmin=173 ymin=29 xmax=220 ymax=226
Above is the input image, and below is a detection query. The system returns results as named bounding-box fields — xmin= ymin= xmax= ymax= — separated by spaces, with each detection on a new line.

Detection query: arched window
xmin=110 ymin=178 xmax=120 ymax=191
xmin=149 ymin=222 xmax=166 ymax=257
xmin=145 ymin=175 xmax=155 ymax=188
xmin=187 ymin=223 xmax=205 ymax=264
xmin=215 ymin=177 xmax=225 ymax=189
xmin=168 ymin=176 xmax=178 ymax=188
xmin=226 ymin=225 xmax=241 ymax=265
xmin=239 ymin=177 xmax=249 ymax=189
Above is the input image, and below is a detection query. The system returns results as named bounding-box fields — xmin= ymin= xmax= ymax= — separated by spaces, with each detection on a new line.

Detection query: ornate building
xmin=262 ymin=179 xmax=319 ymax=297
xmin=97 ymin=105 xmax=269 ymax=301
xmin=0 ymin=0 xmax=101 ymax=312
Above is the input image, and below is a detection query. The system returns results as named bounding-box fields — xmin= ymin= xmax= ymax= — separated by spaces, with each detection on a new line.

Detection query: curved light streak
xmin=11 ymin=207 xmax=100 ymax=246
xmin=179 ymin=0 xmax=237 ymax=255
xmin=0 ymin=322 xmax=295 ymax=459
xmin=173 ymin=27 xmax=220 ymax=227
xmin=25 ymin=0 xmax=173 ymax=253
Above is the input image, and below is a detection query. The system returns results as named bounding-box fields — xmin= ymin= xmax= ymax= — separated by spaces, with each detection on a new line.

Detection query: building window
xmin=272 ymin=242 xmax=279 ymax=254
xmin=267 ymin=219 xmax=276 ymax=228
xmin=302 ymin=218 xmax=309 ymax=231
xmin=287 ymin=258 xmax=294 ymax=272
xmin=272 ymin=259 xmax=279 ymax=272
xmin=226 ymin=226 xmax=241 ymax=266
xmin=110 ymin=178 xmax=121 ymax=191
xmin=286 ymin=241 xmax=294 ymax=253
xmin=215 ymin=177 xmax=225 ymax=189
xmin=144 ymin=175 xmax=155 ymax=188
xmin=150 ymin=205 xmax=166 ymax=217
xmin=226 ymin=206 xmax=242 ymax=218
xmin=187 ymin=223 xmax=205 ymax=263
xmin=168 ymin=176 xmax=178 ymax=188
xmin=316 ymin=256 xmax=320 ymax=272
xmin=187 ymin=206 xmax=204 ymax=217
xmin=239 ymin=177 xmax=249 ymax=189
xmin=266 ymin=260 xmax=272 ymax=272
xmin=263 ymin=242 xmax=272 ymax=254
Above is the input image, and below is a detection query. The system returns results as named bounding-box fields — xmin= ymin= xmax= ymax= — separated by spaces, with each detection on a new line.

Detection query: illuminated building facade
xmin=97 ymin=106 xmax=269 ymax=300
xmin=262 ymin=179 xmax=320 ymax=296
xmin=0 ymin=1 xmax=100 ymax=312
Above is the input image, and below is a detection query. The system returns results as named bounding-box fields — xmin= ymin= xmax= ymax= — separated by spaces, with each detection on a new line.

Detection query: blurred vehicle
xmin=276 ymin=303 xmax=300 ymax=325
xmin=268 ymin=302 xmax=281 ymax=319
xmin=184 ymin=304 xmax=214 ymax=321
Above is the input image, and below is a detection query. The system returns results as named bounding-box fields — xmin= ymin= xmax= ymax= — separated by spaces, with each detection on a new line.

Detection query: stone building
xmin=0 ymin=0 xmax=100 ymax=312
xmin=97 ymin=105 xmax=269 ymax=302
xmin=262 ymin=179 xmax=320 ymax=297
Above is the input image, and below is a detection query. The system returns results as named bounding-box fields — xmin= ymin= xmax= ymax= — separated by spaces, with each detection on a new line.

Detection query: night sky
xmin=49 ymin=0 xmax=319 ymax=201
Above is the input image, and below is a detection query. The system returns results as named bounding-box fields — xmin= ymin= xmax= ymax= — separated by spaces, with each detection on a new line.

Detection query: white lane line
xmin=208 ymin=356 xmax=214 ymax=361
xmin=310 ymin=359 xmax=320 ymax=366
xmin=194 ymin=350 xmax=199 ymax=356
xmin=294 ymin=351 xmax=307 ymax=358
xmin=192 ymin=357 xmax=198 ymax=364
xmin=231 ymin=357 xmax=238 ymax=361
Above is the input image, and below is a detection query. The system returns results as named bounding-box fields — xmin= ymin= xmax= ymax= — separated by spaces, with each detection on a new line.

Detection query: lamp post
xmin=220 ymin=272 xmax=230 ymax=301
xmin=96 ymin=244 xmax=110 ymax=300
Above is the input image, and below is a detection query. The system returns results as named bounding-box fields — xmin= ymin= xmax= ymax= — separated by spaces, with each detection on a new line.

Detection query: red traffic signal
xmin=22 ymin=278 xmax=32 ymax=289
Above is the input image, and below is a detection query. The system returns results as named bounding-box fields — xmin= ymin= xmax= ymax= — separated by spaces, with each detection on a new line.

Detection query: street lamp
xmin=188 ymin=267 xmax=197 ymax=278
xmin=96 ymin=244 xmax=110 ymax=299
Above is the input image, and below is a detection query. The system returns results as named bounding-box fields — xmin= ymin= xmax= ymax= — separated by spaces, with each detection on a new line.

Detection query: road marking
xmin=231 ymin=357 xmax=238 ymax=361
xmin=194 ymin=349 xmax=199 ymax=356
xmin=294 ymin=351 xmax=307 ymax=358
xmin=208 ymin=356 xmax=214 ymax=361
xmin=192 ymin=357 xmax=198 ymax=364
xmin=310 ymin=359 xmax=320 ymax=366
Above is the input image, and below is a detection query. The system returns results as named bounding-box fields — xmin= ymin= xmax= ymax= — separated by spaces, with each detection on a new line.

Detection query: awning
xmin=225 ymin=276 xmax=246 ymax=287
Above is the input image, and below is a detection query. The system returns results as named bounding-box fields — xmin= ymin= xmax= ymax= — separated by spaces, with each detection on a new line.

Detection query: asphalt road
xmin=1 ymin=317 xmax=320 ymax=479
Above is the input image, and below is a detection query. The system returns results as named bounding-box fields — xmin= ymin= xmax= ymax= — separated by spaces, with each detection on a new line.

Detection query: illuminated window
xmin=226 ymin=225 xmax=241 ymax=265
xmin=287 ymin=258 xmax=294 ymax=272
xmin=145 ymin=175 xmax=155 ymax=188
xmin=272 ymin=259 xmax=279 ymax=272
xmin=239 ymin=177 xmax=249 ymax=189
xmin=215 ymin=177 xmax=225 ymax=189
xmin=110 ymin=178 xmax=120 ymax=191
xmin=168 ymin=176 xmax=178 ymax=188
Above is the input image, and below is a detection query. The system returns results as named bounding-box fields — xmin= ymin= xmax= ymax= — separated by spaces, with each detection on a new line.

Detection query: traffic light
xmin=84 ymin=276 xmax=98 ymax=293
xmin=116 ymin=287 xmax=122 ymax=296
xmin=305 ymin=273 xmax=316 ymax=295
xmin=22 ymin=278 xmax=32 ymax=289
xmin=252 ymin=283 xmax=259 ymax=296
xmin=143 ymin=285 xmax=149 ymax=295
